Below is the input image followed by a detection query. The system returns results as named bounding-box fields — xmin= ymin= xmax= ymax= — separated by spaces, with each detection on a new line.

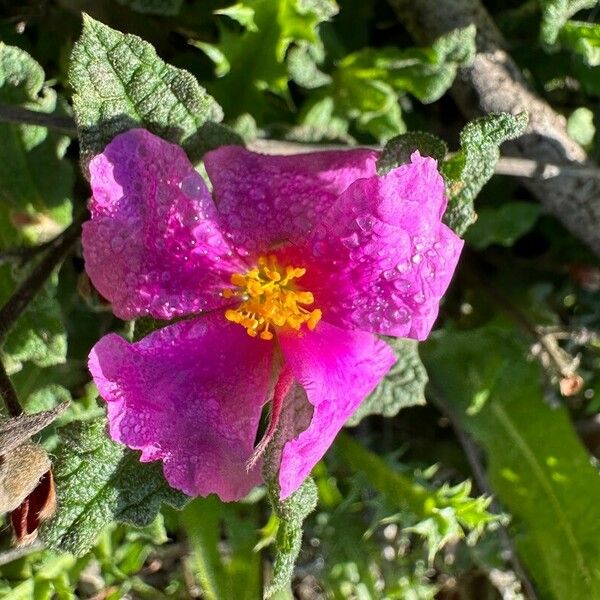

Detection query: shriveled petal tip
xmin=277 ymin=322 xmax=396 ymax=499
xmin=204 ymin=145 xmax=379 ymax=252
xmin=89 ymin=313 xmax=274 ymax=502
xmin=83 ymin=128 xmax=242 ymax=321
xmin=296 ymin=152 xmax=463 ymax=340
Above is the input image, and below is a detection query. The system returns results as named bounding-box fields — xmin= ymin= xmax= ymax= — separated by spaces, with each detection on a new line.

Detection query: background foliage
xmin=0 ymin=0 xmax=600 ymax=598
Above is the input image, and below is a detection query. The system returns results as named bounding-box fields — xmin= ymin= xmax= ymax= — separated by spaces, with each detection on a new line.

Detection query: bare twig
xmin=0 ymin=360 xmax=23 ymax=417
xmin=387 ymin=0 xmax=600 ymax=259
xmin=0 ymin=104 xmax=77 ymax=136
xmin=0 ymin=212 xmax=86 ymax=344
xmin=2 ymin=104 xmax=600 ymax=183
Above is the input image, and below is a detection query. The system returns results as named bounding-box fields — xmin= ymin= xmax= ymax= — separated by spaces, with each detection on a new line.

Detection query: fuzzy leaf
xmin=377 ymin=131 xmax=448 ymax=175
xmin=41 ymin=417 xmax=187 ymax=556
xmin=69 ymin=15 xmax=232 ymax=165
xmin=346 ymin=338 xmax=427 ymax=426
xmin=423 ymin=325 xmax=600 ymax=600
xmin=539 ymin=0 xmax=598 ymax=44
xmin=442 ymin=112 xmax=529 ymax=236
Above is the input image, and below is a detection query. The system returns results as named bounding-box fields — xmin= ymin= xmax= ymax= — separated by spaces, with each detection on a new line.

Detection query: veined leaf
xmin=346 ymin=338 xmax=427 ymax=426
xmin=441 ymin=112 xmax=529 ymax=235
xmin=41 ymin=417 xmax=187 ymax=556
xmin=69 ymin=15 xmax=230 ymax=165
xmin=423 ymin=325 xmax=600 ymax=600
xmin=539 ymin=0 xmax=598 ymax=44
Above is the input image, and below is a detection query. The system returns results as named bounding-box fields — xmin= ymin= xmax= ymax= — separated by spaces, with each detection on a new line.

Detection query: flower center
xmin=223 ymin=255 xmax=322 ymax=341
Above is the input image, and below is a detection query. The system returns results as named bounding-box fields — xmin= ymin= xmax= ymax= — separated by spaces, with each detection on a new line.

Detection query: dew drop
xmin=356 ymin=214 xmax=375 ymax=232
xmin=180 ymin=173 xmax=204 ymax=199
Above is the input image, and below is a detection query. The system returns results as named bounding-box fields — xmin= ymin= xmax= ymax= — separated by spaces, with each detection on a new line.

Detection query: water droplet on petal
xmin=356 ymin=214 xmax=375 ymax=232
xmin=180 ymin=173 xmax=205 ymax=199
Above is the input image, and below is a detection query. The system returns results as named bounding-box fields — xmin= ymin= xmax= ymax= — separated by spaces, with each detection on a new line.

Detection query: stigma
xmin=223 ymin=255 xmax=322 ymax=340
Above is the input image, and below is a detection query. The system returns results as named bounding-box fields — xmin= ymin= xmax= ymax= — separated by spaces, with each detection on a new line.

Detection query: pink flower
xmin=84 ymin=129 xmax=463 ymax=501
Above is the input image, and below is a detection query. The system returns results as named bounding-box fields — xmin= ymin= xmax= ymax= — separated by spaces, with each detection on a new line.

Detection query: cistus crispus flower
xmin=84 ymin=129 xmax=463 ymax=501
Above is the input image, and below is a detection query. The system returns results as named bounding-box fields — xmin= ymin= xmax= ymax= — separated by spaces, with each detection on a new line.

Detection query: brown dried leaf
xmin=0 ymin=443 xmax=51 ymax=513
xmin=0 ymin=402 xmax=68 ymax=455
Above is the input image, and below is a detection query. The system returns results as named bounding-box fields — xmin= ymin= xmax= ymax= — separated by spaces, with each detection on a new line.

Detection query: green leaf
xmin=215 ymin=3 xmax=258 ymax=30
xmin=423 ymin=325 xmax=600 ymax=600
xmin=335 ymin=432 xmax=495 ymax=561
xmin=336 ymin=25 xmax=475 ymax=105
xmin=561 ymin=21 xmax=600 ymax=65
xmin=567 ymin=106 xmax=596 ymax=146
xmin=182 ymin=497 xmax=262 ymax=600
xmin=207 ymin=0 xmax=337 ymax=120
xmin=539 ymin=0 xmax=598 ymax=44
xmin=69 ymin=15 xmax=231 ymax=165
xmin=41 ymin=417 xmax=187 ymax=556
xmin=116 ymin=0 xmax=182 ymax=15
xmin=377 ymin=131 xmax=448 ymax=175
xmin=325 ymin=26 xmax=475 ymax=142
xmin=441 ymin=112 xmax=529 ymax=236
xmin=346 ymin=338 xmax=427 ymax=426
xmin=1 ymin=272 xmax=66 ymax=373
xmin=0 ymin=43 xmax=73 ymax=248
xmin=465 ymin=201 xmax=541 ymax=249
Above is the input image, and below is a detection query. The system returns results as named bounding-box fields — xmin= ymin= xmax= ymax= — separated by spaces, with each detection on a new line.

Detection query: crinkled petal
xmin=295 ymin=152 xmax=464 ymax=340
xmin=204 ymin=145 xmax=379 ymax=252
xmin=88 ymin=313 xmax=274 ymax=502
xmin=83 ymin=129 xmax=243 ymax=320
xmin=277 ymin=322 xmax=395 ymax=499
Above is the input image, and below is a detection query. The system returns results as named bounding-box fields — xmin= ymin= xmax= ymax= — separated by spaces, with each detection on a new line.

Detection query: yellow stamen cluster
xmin=223 ymin=255 xmax=322 ymax=340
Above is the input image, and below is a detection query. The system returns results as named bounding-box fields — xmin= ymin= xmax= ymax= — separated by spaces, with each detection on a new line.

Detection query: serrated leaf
xmin=69 ymin=15 xmax=231 ymax=165
xmin=326 ymin=26 xmax=475 ymax=142
xmin=561 ymin=21 xmax=600 ymax=65
xmin=465 ymin=201 xmax=540 ymax=249
xmin=41 ymin=417 xmax=187 ymax=556
xmin=0 ymin=43 xmax=73 ymax=248
xmin=117 ymin=0 xmax=182 ymax=15
xmin=539 ymin=0 xmax=598 ymax=44
xmin=441 ymin=112 xmax=529 ymax=236
xmin=335 ymin=432 xmax=495 ymax=561
xmin=208 ymin=0 xmax=337 ymax=120
xmin=346 ymin=338 xmax=427 ymax=427
xmin=423 ymin=325 xmax=600 ymax=600
xmin=377 ymin=131 xmax=448 ymax=175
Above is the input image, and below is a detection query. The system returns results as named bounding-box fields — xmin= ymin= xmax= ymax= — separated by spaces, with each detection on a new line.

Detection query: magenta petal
xmin=298 ymin=152 xmax=464 ymax=340
xmin=88 ymin=313 xmax=274 ymax=502
xmin=277 ymin=322 xmax=396 ymax=499
xmin=204 ymin=145 xmax=379 ymax=251
xmin=83 ymin=129 xmax=243 ymax=320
